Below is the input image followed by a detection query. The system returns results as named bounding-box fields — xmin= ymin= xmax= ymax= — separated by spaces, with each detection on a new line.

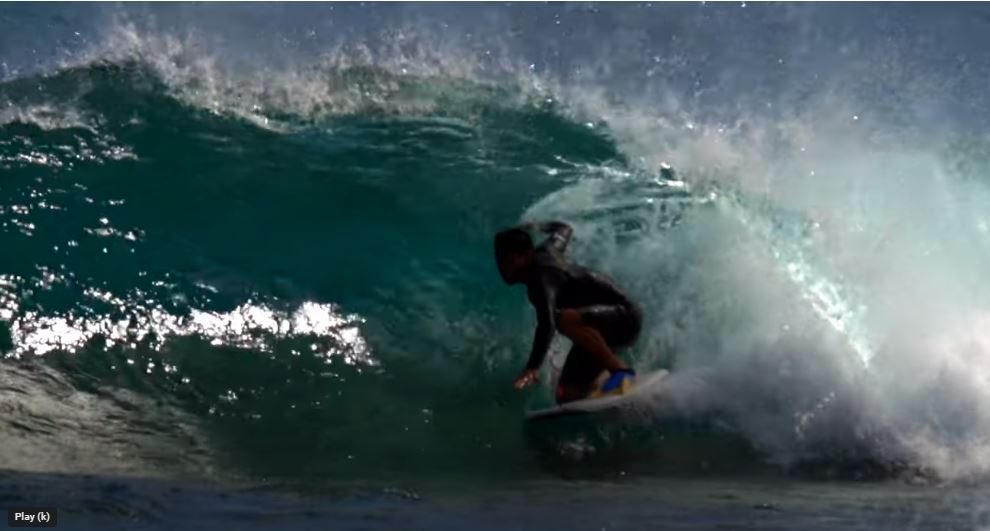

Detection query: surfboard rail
xmin=525 ymin=369 xmax=669 ymax=421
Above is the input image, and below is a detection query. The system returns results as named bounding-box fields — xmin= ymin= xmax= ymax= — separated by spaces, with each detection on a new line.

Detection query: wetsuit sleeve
xmin=525 ymin=275 xmax=558 ymax=370
xmin=532 ymin=221 xmax=573 ymax=254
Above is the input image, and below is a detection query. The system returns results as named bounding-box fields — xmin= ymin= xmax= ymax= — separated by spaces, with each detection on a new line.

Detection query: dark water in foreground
xmin=5 ymin=470 xmax=989 ymax=531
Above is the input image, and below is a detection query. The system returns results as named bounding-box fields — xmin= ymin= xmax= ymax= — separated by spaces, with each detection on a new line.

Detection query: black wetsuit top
xmin=524 ymin=222 xmax=637 ymax=370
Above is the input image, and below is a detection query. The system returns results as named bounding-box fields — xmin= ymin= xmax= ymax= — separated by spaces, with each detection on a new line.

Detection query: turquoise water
xmin=4 ymin=3 xmax=990 ymax=529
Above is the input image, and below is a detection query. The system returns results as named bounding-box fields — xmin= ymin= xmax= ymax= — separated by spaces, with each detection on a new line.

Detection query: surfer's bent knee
xmin=555 ymin=308 xmax=583 ymax=337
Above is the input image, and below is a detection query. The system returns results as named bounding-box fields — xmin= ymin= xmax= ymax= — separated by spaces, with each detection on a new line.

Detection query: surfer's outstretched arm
xmin=515 ymin=276 xmax=557 ymax=389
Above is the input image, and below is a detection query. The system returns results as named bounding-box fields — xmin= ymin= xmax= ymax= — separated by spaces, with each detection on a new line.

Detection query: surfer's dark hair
xmin=494 ymin=228 xmax=533 ymax=260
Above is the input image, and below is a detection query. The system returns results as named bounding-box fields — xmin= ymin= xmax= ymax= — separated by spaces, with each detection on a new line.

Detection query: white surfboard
xmin=525 ymin=369 xmax=669 ymax=421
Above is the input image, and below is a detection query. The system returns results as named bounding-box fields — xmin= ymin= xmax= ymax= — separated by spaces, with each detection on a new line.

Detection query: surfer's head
xmin=494 ymin=228 xmax=534 ymax=284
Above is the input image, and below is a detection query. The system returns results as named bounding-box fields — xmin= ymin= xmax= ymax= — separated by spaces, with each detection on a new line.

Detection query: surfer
xmin=494 ymin=221 xmax=642 ymax=403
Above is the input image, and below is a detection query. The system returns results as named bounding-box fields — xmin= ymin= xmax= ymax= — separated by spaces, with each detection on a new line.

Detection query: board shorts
xmin=555 ymin=303 xmax=642 ymax=402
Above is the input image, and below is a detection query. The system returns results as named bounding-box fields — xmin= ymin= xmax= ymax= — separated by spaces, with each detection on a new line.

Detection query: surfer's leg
xmin=555 ymin=305 xmax=642 ymax=403
xmin=556 ymin=346 xmax=603 ymax=403
xmin=556 ymin=306 xmax=638 ymax=372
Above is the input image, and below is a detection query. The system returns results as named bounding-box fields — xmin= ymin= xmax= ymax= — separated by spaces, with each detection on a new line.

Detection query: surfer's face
xmin=496 ymin=251 xmax=531 ymax=284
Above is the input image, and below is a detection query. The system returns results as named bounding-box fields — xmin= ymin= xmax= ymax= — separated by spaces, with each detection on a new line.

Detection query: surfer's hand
xmin=514 ymin=368 xmax=539 ymax=389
